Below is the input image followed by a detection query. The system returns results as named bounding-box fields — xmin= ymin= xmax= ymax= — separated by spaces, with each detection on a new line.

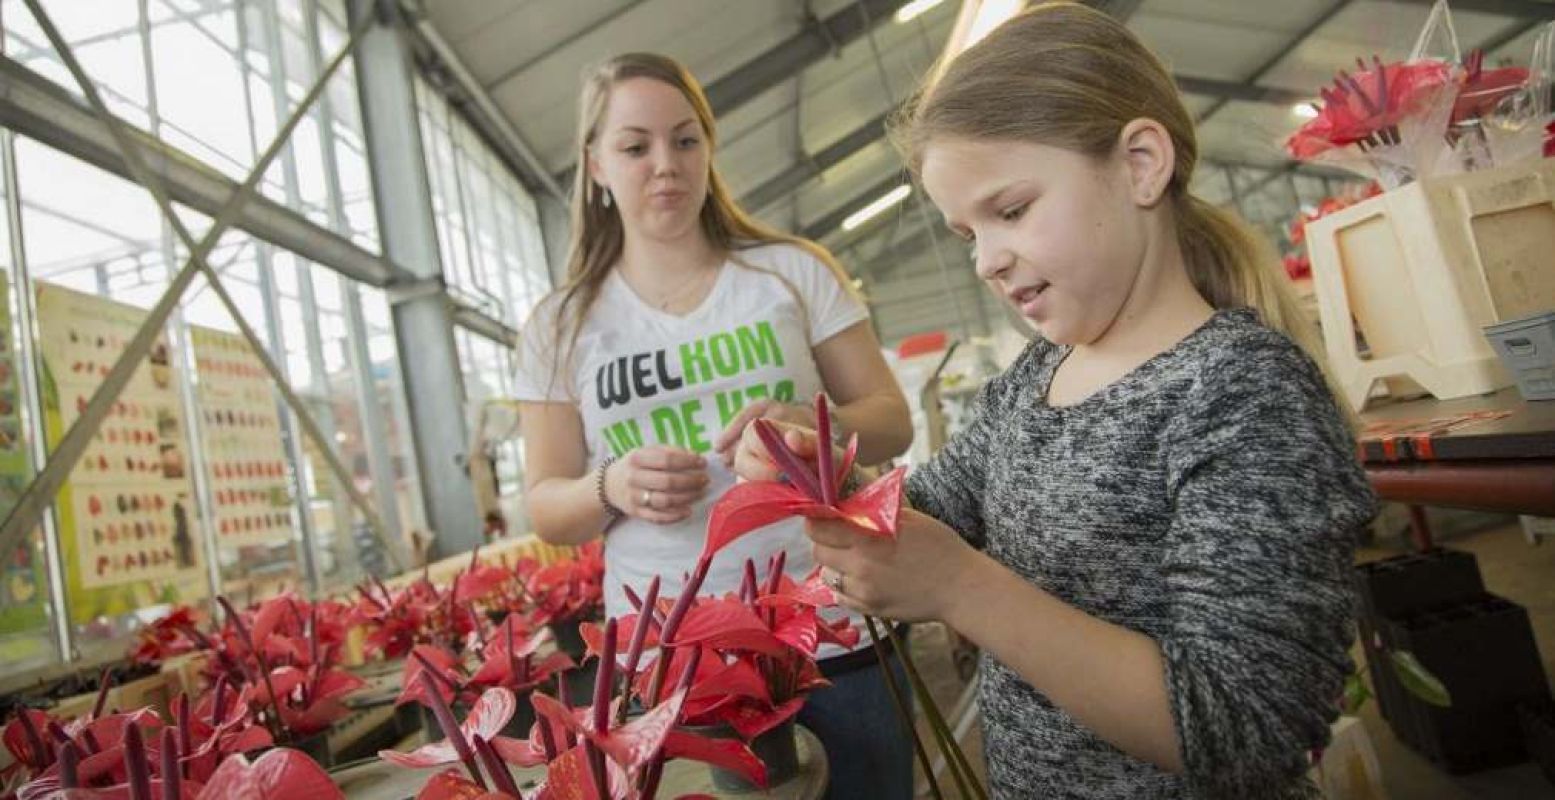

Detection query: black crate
xmin=1382 ymin=594 xmax=1552 ymax=773
xmin=1521 ymin=699 xmax=1555 ymax=788
xmin=1354 ymin=548 xmax=1484 ymax=621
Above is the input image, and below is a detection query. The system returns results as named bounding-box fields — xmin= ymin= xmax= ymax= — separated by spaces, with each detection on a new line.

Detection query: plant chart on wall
xmin=34 ymin=282 xmax=200 ymax=590
xmin=190 ymin=326 xmax=292 ymax=549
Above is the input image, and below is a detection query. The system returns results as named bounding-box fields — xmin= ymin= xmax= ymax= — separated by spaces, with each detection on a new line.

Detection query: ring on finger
xmin=640 ymin=489 xmax=653 ymax=509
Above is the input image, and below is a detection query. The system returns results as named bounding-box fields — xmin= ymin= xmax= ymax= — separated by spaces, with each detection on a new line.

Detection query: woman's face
xmin=920 ymin=136 xmax=1153 ymax=347
xmin=588 ymin=77 xmax=711 ymax=243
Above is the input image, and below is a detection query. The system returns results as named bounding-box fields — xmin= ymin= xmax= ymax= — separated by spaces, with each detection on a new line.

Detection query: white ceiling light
xmin=963 ymin=0 xmax=1024 ymax=50
xmin=895 ymin=0 xmax=946 ymax=24
xmin=842 ymin=185 xmax=913 ymax=231
xmin=929 ymin=0 xmax=1027 ymax=84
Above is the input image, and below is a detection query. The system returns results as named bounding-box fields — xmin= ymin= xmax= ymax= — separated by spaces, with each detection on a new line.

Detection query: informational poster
xmin=34 ymin=283 xmax=200 ymax=589
xmin=189 ymin=326 xmax=291 ymax=548
xmin=0 ymin=274 xmax=47 ymax=634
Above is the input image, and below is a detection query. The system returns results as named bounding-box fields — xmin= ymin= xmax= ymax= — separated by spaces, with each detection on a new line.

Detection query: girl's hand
xmin=604 ymin=446 xmax=710 ymax=525
xmin=712 ymin=400 xmax=817 ymax=467
xmin=806 ymin=509 xmax=983 ymax=622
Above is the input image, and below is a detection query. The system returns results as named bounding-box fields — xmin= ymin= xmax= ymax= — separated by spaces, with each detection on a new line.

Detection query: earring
xmin=601 ymin=186 xmax=613 ymax=208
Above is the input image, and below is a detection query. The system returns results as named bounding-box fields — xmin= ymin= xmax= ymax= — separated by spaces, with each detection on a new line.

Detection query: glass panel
xmin=179 ymin=235 xmax=306 ymax=602
xmin=15 ymin=138 xmax=209 ymax=665
xmin=0 ymin=138 xmax=61 ymax=674
xmin=300 ymin=260 xmax=368 ymax=590
xmin=148 ymin=1 xmax=250 ymax=179
xmin=357 ymin=286 xmax=424 ymax=535
xmin=2 ymin=0 xmax=154 ymax=130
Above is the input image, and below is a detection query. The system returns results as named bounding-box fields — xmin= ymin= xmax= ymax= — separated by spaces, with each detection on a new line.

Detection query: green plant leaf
xmin=1342 ymin=671 xmax=1372 ymax=715
xmin=1390 ymin=650 xmax=1452 ymax=708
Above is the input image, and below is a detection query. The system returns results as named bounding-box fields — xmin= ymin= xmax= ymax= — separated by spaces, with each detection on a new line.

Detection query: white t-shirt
xmin=513 ymin=243 xmax=870 ymax=657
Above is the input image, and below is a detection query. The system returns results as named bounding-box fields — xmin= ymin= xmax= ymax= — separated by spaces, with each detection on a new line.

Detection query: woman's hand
xmin=728 ymin=418 xmax=834 ymax=484
xmin=604 ymin=446 xmax=710 ymax=524
xmin=806 ymin=509 xmax=985 ymax=622
xmin=712 ymin=400 xmax=817 ymax=467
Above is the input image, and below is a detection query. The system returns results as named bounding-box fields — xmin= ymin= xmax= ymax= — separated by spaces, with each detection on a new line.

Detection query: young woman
xmin=733 ymin=4 xmax=1376 ymax=798
xmin=512 ymin=53 xmax=916 ymax=799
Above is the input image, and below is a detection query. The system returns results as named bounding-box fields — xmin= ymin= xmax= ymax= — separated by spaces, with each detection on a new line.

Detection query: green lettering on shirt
xmin=679 ymin=339 xmax=713 ymax=386
xmin=737 ymin=321 xmax=785 ymax=369
xmin=602 ymin=418 xmax=644 ymax=457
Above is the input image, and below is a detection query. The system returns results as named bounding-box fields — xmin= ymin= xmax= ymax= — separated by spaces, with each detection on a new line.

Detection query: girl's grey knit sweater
xmin=906 ymin=309 xmax=1376 ymax=799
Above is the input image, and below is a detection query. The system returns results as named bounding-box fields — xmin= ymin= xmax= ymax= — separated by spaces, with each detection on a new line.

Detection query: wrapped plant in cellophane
xmin=1283 ymin=0 xmax=1546 ymax=189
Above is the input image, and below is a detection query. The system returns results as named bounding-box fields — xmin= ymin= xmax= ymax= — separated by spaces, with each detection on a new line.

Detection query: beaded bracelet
xmin=596 ymin=456 xmax=624 ymax=520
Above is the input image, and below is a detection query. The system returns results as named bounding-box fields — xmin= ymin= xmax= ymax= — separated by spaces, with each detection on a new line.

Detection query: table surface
xmin=334 ymin=723 xmax=828 ymax=799
xmin=1356 ymin=388 xmax=1555 ymax=462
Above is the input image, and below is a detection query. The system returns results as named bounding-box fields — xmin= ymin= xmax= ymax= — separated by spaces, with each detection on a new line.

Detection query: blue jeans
xmin=799 ymin=649 xmax=915 ymax=800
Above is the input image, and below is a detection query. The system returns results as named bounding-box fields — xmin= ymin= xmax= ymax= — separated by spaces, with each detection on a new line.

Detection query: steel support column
xmin=348 ymin=0 xmax=480 ymax=558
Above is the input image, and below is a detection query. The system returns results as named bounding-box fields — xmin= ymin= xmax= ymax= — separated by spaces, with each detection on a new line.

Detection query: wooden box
xmin=1306 ymin=160 xmax=1555 ymax=410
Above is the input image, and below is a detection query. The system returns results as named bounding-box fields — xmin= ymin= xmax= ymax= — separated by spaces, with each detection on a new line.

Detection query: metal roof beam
xmin=743 ymin=109 xmax=891 ymax=212
xmin=1196 ymin=0 xmax=1352 ymax=124
xmin=704 ymin=0 xmax=911 ymax=114
xmin=1383 ymin=0 xmax=1554 ymax=20
xmin=0 ymin=53 xmax=403 ymax=287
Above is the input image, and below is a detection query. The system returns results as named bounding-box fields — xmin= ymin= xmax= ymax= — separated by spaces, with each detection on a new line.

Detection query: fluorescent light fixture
xmin=929 ymin=0 xmax=1027 ymax=84
xmin=842 ymin=185 xmax=912 ymax=231
xmin=1291 ymin=102 xmax=1320 ymax=119
xmin=964 ymin=0 xmax=1024 ymax=49
xmin=896 ymin=0 xmax=946 ymax=23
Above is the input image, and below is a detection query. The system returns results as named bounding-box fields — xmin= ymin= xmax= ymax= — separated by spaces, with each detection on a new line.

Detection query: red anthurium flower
xmin=128 ymin=606 xmax=199 ymax=668
xmin=455 ymin=547 xmax=511 ymax=604
xmin=529 ymin=743 xmax=630 ymax=800
xmin=414 ymin=768 xmax=524 ymax=800
xmin=662 ymin=598 xmax=788 ymax=657
xmin=704 ymin=394 xmax=906 ymax=561
xmin=1286 ymin=57 xmax=1453 ymax=159
xmin=469 ymin=620 xmax=575 ymax=695
xmin=579 ymin=614 xmax=659 ymax=662
xmin=196 ymin=747 xmax=342 ymax=800
xmin=526 ymin=543 xmax=605 ymax=627
xmin=380 ymin=688 xmax=517 ymax=770
xmin=396 ymin=645 xmax=468 ymax=708
xmin=1453 ymin=50 xmax=1528 ymax=123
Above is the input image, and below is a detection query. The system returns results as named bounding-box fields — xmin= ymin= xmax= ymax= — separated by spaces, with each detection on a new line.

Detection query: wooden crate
xmin=1306 ymin=160 xmax=1555 ymax=410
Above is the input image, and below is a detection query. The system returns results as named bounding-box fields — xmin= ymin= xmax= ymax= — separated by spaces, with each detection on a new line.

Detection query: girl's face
xmin=920 ymin=136 xmax=1152 ymax=347
xmin=588 ymin=77 xmax=711 ymax=243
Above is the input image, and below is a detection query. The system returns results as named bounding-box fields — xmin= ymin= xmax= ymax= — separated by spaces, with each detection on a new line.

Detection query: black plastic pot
xmin=392 ymin=702 xmax=421 ymax=739
xmin=1354 ymin=548 xmax=1483 ymax=620
xmin=1382 ymin=593 xmax=1552 ymax=773
xmin=682 ymin=719 xmax=798 ymax=792
xmin=1354 ymin=547 xmax=1485 ymax=732
xmin=1518 ymin=699 xmax=1555 ymax=788
xmin=549 ymin=618 xmax=588 ymax=661
xmin=419 ymin=701 xmax=470 ymax=743
xmin=502 ymin=691 xmax=538 ymax=739
xmin=287 ymin=730 xmax=333 ymax=768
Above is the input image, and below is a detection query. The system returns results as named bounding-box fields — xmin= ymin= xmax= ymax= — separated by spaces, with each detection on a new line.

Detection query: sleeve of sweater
xmin=903 ymin=346 xmax=1027 ymax=550
xmin=1157 ymin=340 xmax=1377 ymax=798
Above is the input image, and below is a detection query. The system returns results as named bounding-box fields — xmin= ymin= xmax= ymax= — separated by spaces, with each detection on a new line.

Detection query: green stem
xmin=864 ymin=615 xmax=942 ymax=800
xmin=884 ymin=623 xmax=986 ymax=800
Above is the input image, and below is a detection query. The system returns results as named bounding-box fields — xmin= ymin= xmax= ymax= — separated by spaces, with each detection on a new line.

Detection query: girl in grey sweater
xmin=732 ymin=3 xmax=1376 ymax=797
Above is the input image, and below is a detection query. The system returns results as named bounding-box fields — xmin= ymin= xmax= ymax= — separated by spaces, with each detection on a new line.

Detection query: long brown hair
xmin=542 ymin=52 xmax=854 ymax=385
xmin=892 ymin=2 xmax=1321 ymax=367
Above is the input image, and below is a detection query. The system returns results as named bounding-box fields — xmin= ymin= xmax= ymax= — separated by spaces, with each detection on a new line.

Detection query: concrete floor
xmin=906 ymin=512 xmax=1555 ymax=799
